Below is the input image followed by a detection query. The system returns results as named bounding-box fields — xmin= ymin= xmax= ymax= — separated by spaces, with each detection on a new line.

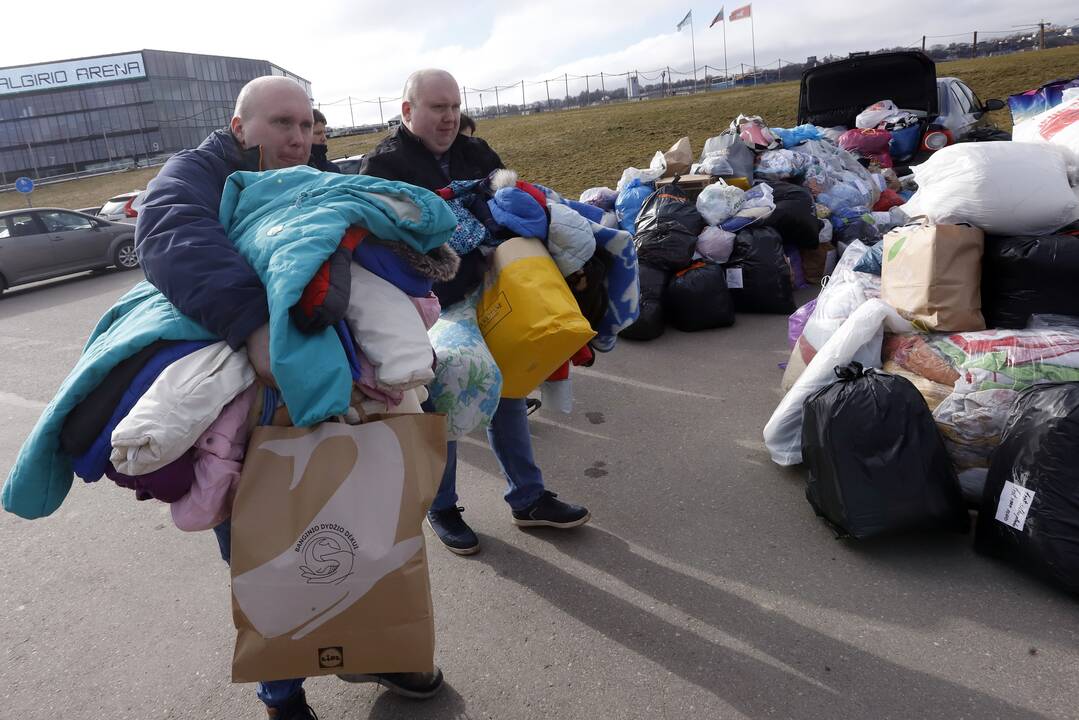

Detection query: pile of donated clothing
xmin=583 ymin=112 xmax=913 ymax=342
xmin=764 ymin=91 xmax=1079 ymax=594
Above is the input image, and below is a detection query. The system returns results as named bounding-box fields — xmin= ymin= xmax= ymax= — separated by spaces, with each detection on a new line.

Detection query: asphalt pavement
xmin=1 ymin=269 xmax=1076 ymax=719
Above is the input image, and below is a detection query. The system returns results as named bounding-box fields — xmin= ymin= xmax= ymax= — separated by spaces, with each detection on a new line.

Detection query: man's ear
xmin=230 ymin=116 xmax=245 ymax=147
xmin=401 ymin=101 xmax=413 ymax=125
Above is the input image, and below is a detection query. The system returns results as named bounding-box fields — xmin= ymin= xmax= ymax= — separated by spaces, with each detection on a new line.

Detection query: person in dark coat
xmin=308 ymin=108 xmax=341 ymax=172
xmin=360 ymin=68 xmax=591 ymax=557
xmin=134 ymin=76 xmax=443 ymax=720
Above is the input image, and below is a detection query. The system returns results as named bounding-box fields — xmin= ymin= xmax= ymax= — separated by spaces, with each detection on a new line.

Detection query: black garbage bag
xmin=633 ymin=178 xmax=705 ymax=271
xmin=975 ymin=383 xmax=1079 ymax=593
xmin=758 ymin=181 xmax=822 ymax=249
xmin=801 ymin=363 xmax=969 ymax=539
xmin=665 ymin=261 xmax=735 ymax=332
xmin=725 ymin=226 xmax=795 ymax=314
xmin=981 ymin=232 xmax=1079 ymax=329
xmin=619 ymin=261 xmax=669 ymax=341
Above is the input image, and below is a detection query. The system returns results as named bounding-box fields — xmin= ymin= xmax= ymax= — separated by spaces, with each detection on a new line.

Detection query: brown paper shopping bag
xmin=229 ymin=413 xmax=446 ymax=683
xmin=881 ymin=220 xmax=986 ymax=332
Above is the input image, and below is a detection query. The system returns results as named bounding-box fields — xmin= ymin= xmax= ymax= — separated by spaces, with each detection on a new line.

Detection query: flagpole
xmin=750 ymin=7 xmax=757 ymax=86
xmin=723 ymin=15 xmax=728 ymax=83
xmin=690 ymin=13 xmax=698 ymax=92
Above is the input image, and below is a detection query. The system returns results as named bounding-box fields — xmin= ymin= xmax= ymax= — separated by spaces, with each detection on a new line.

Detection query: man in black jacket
xmin=361 ymin=69 xmax=590 ymax=557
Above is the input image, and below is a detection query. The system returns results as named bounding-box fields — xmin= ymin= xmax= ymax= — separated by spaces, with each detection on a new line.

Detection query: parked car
xmin=797 ymin=51 xmax=1005 ymax=157
xmin=332 ymin=154 xmax=365 ymax=174
xmin=0 ymin=208 xmax=138 ymax=294
xmin=77 ymin=205 xmax=102 ymax=216
xmin=97 ymin=190 xmax=143 ymax=223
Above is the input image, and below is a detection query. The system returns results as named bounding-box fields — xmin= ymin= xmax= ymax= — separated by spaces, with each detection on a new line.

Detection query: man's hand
xmin=246 ymin=323 xmax=276 ymax=387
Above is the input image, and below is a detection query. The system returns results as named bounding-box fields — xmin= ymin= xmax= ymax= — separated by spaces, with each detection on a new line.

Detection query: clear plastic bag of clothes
xmin=754 ymin=149 xmax=812 ymax=181
xmin=881 ymin=327 xmax=1079 ymax=472
xmin=780 ymin=240 xmax=879 ymax=391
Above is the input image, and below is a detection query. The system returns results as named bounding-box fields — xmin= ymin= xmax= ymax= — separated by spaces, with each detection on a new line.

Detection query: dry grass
xmin=4 ymin=45 xmax=1077 ymax=211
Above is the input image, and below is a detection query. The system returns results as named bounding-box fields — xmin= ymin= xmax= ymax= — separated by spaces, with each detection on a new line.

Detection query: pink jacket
xmin=171 ymin=384 xmax=257 ymax=532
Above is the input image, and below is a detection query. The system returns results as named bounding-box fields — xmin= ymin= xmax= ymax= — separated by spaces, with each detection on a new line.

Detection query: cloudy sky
xmin=2 ymin=1 xmax=1076 ymax=125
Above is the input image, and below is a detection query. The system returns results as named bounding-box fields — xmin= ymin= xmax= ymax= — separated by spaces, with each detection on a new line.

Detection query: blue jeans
xmin=213 ymin=520 xmax=305 ymax=710
xmin=431 ymin=397 xmax=545 ymax=513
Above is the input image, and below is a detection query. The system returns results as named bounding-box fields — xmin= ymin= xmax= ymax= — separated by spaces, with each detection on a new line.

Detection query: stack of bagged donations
xmin=581 ymin=112 xmax=919 ymax=342
xmin=0 ymin=163 xmax=641 ymax=677
xmin=761 ymin=91 xmax=1079 ymax=595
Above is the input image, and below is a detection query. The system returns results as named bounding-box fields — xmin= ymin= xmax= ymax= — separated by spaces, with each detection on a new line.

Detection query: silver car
xmin=0 ymin=208 xmax=138 ymax=294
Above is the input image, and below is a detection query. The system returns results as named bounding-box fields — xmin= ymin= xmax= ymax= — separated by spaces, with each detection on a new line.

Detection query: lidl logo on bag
xmin=478 ymin=291 xmax=512 ymax=333
xmin=318 ymin=646 xmax=344 ymax=668
xmin=295 ymin=524 xmax=358 ymax=585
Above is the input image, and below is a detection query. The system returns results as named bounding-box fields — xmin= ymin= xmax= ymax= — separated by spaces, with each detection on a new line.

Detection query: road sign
xmin=15 ymin=176 xmax=33 ymax=193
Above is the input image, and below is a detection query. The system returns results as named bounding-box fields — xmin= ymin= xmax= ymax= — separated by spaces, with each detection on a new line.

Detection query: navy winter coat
xmin=135 ymin=129 xmax=268 ymax=349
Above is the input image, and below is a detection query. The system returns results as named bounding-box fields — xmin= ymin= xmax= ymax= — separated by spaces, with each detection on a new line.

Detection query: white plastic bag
xmin=903 ymin=142 xmax=1079 ymax=235
xmin=764 ymin=299 xmax=913 ymax=465
xmin=856 ymin=100 xmax=899 ymax=130
xmin=696 ymin=180 xmax=745 ymax=225
xmin=617 ymin=164 xmax=664 ymax=191
xmin=696 ymin=226 xmax=736 ymax=263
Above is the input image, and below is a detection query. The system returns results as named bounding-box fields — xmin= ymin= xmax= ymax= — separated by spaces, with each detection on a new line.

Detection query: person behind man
xmin=135 ymin=75 xmax=442 ymax=720
xmin=360 ymin=69 xmax=591 ymax=556
xmin=308 ymin=108 xmax=341 ymax=172
xmin=459 ymin=113 xmax=476 ymax=137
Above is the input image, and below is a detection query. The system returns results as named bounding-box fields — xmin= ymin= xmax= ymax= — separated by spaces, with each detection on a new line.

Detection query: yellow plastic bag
xmin=476 ymin=238 xmax=596 ymax=398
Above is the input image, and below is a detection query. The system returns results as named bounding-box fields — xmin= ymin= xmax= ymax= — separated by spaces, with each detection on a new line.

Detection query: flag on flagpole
xmin=729 ymin=3 xmax=751 ymax=20
xmin=676 ymin=10 xmax=692 ymax=31
xmin=710 ymin=7 xmax=725 ymax=26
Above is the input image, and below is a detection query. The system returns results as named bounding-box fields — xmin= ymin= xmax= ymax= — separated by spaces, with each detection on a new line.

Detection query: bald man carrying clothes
xmin=135 ymin=76 xmax=444 ymax=720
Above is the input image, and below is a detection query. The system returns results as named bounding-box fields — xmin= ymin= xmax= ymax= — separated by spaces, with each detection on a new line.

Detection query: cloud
xmin=2 ymin=0 xmax=1076 ymax=127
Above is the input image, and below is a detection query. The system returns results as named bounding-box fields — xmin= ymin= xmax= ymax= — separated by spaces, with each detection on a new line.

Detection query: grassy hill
xmin=4 ymin=45 xmax=1077 ymax=212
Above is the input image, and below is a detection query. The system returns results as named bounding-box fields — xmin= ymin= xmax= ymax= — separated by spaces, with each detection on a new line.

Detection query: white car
xmin=97 ymin=190 xmax=143 ymax=223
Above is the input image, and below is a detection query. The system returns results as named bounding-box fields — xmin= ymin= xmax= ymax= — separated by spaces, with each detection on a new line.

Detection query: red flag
xmin=729 ymin=3 xmax=751 ymax=21
xmin=709 ymin=7 xmax=724 ymax=26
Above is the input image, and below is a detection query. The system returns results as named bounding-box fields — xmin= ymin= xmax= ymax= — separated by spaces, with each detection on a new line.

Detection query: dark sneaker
xmin=266 ymin=689 xmax=318 ymax=719
xmin=512 ymin=491 xmax=591 ymax=528
xmin=338 ymin=667 xmax=445 ymax=700
xmin=426 ymin=506 xmax=480 ymax=555
xmin=525 ymin=397 xmax=542 ymax=415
